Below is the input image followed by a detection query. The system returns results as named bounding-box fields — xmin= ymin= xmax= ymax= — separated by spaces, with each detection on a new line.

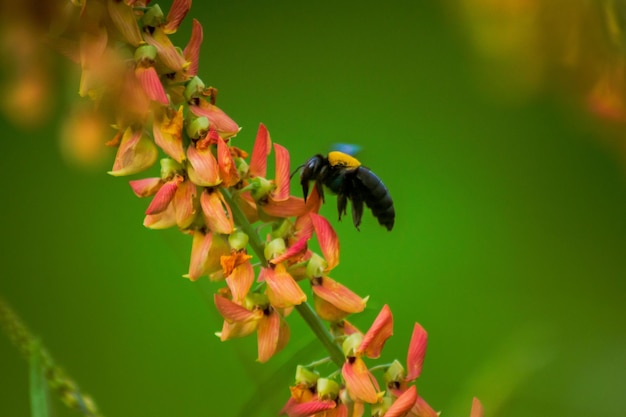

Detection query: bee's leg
xmin=337 ymin=193 xmax=348 ymax=221
xmin=351 ymin=193 xmax=364 ymax=231
xmin=315 ymin=181 xmax=325 ymax=203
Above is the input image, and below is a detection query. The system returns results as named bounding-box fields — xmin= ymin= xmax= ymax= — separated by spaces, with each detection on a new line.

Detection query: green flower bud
xmin=134 ymin=44 xmax=157 ymax=63
xmin=184 ymin=76 xmax=206 ymax=101
xmin=186 ymin=116 xmax=210 ymax=139
xmin=316 ymin=378 xmax=340 ymax=400
xmin=342 ymin=332 xmax=363 ymax=358
xmin=383 ymin=360 xmax=405 ymax=385
xmin=306 ymin=253 xmax=327 ymax=278
xmin=228 ymin=230 xmax=249 ymax=251
xmin=245 ymin=292 xmax=269 ymax=311
xmin=245 ymin=176 xmax=274 ymax=201
xmin=160 ymin=158 xmax=183 ymax=179
xmin=142 ymin=4 xmax=164 ymax=27
xmin=295 ymin=365 xmax=319 ymax=387
xmin=264 ymin=238 xmax=286 ymax=261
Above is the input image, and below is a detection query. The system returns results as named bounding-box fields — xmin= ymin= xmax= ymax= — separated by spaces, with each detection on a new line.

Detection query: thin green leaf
xmin=29 ymin=339 xmax=50 ymax=417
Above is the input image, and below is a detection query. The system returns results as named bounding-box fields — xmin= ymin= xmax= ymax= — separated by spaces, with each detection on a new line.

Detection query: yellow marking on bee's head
xmin=328 ymin=151 xmax=361 ymax=168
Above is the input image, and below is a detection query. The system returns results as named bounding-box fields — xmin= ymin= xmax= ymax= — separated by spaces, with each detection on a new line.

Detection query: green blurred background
xmin=1 ymin=1 xmax=626 ymax=416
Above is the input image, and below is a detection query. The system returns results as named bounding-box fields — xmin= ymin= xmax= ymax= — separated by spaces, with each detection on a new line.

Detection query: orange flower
xmin=214 ymin=292 xmax=290 ymax=363
xmin=341 ymin=305 xmax=394 ymax=405
xmin=383 ymin=323 xmax=438 ymax=417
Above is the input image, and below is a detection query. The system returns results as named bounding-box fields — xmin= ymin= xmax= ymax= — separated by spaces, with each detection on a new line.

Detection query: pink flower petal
xmin=257 ymin=309 xmax=280 ymax=363
xmin=310 ymin=213 xmax=340 ymax=271
xmin=342 ymin=358 xmax=380 ymax=404
xmin=273 ymin=143 xmax=290 ymax=201
xmin=129 ymin=177 xmax=162 ymax=197
xmin=163 ymin=0 xmax=191 ymax=34
xmin=187 ymin=143 xmax=221 ymax=186
xmin=385 ymin=385 xmax=417 ymax=417
xmin=406 ymin=322 xmax=428 ymax=382
xmin=143 ymin=203 xmax=177 ymax=229
xmin=311 ymin=276 xmax=366 ymax=314
xmin=145 ymin=178 xmax=180 ymax=214
xmin=412 ymin=395 xmax=438 ymax=417
xmin=213 ymin=294 xmax=261 ymax=323
xmin=218 ymin=319 xmax=258 ymax=341
xmin=109 ymin=128 xmax=158 ymax=176
xmin=262 ymin=196 xmax=307 ymax=218
xmin=136 ymin=66 xmax=169 ymax=104
xmin=107 ymin=0 xmax=142 ymax=46
xmin=358 ymin=304 xmax=393 ymax=359
xmin=184 ymin=19 xmax=203 ymax=77
xmin=287 ymin=398 xmax=336 ymax=417
xmin=189 ymin=100 xmax=240 ymax=138
xmin=470 ymin=397 xmax=483 ymax=417
xmin=185 ymin=230 xmax=212 ymax=280
xmin=173 ymin=179 xmax=198 ymax=229
xmin=249 ymin=123 xmax=271 ymax=178
xmin=263 ymin=265 xmax=307 ymax=308
xmin=200 ymin=189 xmax=234 ymax=234
xmin=270 ymin=235 xmax=309 ymax=265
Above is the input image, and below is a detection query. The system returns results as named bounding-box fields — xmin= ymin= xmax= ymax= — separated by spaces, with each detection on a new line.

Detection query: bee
xmin=297 ymin=151 xmax=395 ymax=231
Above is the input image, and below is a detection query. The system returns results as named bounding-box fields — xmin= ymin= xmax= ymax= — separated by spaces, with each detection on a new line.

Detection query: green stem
xmin=0 ymin=296 xmax=102 ymax=417
xmin=221 ymin=188 xmax=345 ymax=368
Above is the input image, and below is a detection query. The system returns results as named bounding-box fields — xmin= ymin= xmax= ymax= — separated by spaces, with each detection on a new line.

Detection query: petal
xmin=262 ymin=196 xmax=307 ymax=218
xmin=108 ymin=128 xmax=158 ymax=176
xmin=145 ymin=177 xmax=181 ymax=214
xmin=129 ymin=177 xmax=162 ymax=197
xmin=143 ymin=202 xmax=177 ymax=229
xmin=358 ymin=304 xmax=393 ymax=359
xmin=154 ymin=106 xmax=185 ymax=163
xmin=217 ymin=135 xmax=240 ymax=187
xmin=412 ymin=396 xmax=438 ymax=417
xmin=189 ymin=100 xmax=240 ymax=138
xmin=187 ymin=143 xmax=221 ymax=186
xmin=406 ymin=323 xmax=428 ymax=382
xmin=221 ymin=251 xmax=253 ymax=277
xmin=470 ymin=397 xmax=483 ymax=417
xmin=163 ymin=0 xmax=191 ymax=34
xmin=213 ymin=294 xmax=261 ymax=323
xmin=107 ymin=0 xmax=142 ymax=46
xmin=135 ymin=66 xmax=169 ymax=104
xmin=217 ymin=319 xmax=258 ymax=341
xmin=257 ymin=309 xmax=280 ymax=363
xmin=385 ymin=386 xmax=417 ymax=417
xmin=225 ymin=260 xmax=254 ymax=304
xmin=270 ymin=235 xmax=309 ymax=265
xmin=313 ymin=294 xmax=349 ymax=322
xmin=310 ymin=213 xmax=340 ymax=271
xmin=173 ymin=179 xmax=198 ymax=229
xmin=342 ymin=358 xmax=380 ymax=404
xmin=200 ymin=189 xmax=234 ymax=234
xmin=184 ymin=19 xmax=203 ymax=77
xmin=311 ymin=276 xmax=366 ymax=315
xmin=249 ymin=123 xmax=271 ymax=178
xmin=286 ymin=399 xmax=336 ymax=417
xmin=205 ymin=234 xmax=232 ymax=280
xmin=235 ymin=192 xmax=259 ymax=224
xmin=79 ymin=24 xmax=107 ymax=69
xmin=263 ymin=265 xmax=307 ymax=308
xmin=273 ymin=143 xmax=291 ymax=201
xmin=143 ymin=27 xmax=186 ymax=72
xmin=185 ymin=230 xmax=213 ymax=281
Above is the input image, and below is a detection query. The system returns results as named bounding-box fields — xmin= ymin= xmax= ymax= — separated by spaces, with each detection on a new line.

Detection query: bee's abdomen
xmin=355 ymin=167 xmax=395 ymax=231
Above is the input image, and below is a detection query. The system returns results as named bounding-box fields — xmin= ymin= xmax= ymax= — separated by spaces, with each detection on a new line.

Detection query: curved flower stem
xmin=221 ymin=188 xmax=345 ymax=368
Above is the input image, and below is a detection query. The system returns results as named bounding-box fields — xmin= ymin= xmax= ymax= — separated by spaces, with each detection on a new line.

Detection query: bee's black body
xmin=299 ymin=152 xmax=395 ymax=231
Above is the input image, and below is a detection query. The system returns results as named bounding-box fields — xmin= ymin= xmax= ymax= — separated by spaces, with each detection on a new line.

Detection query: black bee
xmin=297 ymin=151 xmax=394 ymax=231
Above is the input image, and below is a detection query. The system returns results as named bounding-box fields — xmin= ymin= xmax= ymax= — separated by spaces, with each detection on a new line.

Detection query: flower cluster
xmin=49 ymin=0 xmax=483 ymax=416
